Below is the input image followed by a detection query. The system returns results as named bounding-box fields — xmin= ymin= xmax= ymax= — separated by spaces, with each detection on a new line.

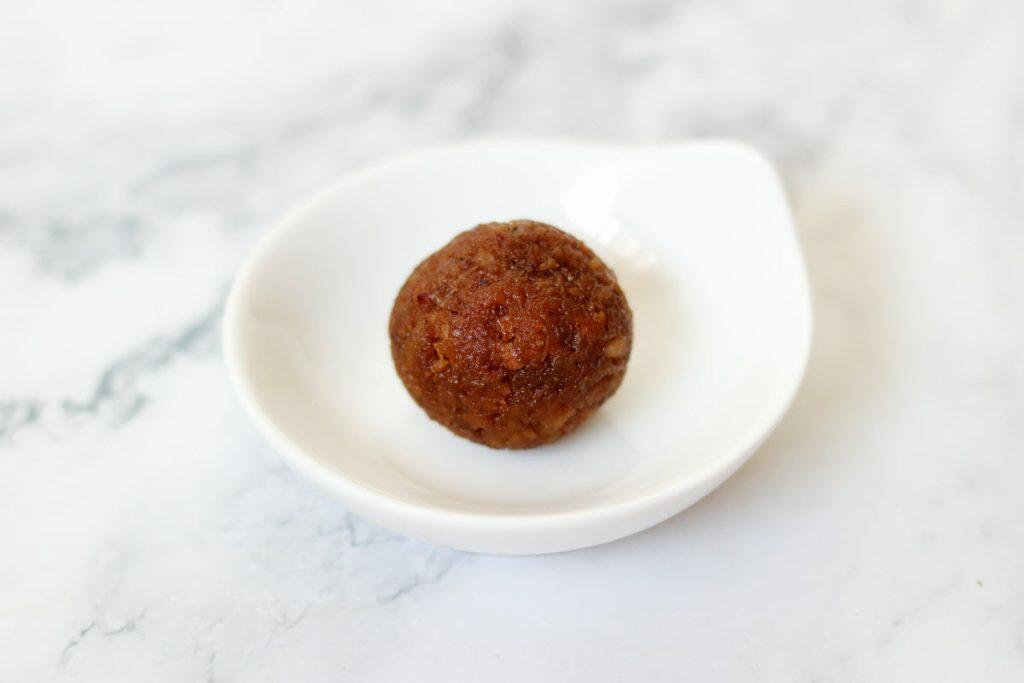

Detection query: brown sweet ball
xmin=389 ymin=220 xmax=632 ymax=449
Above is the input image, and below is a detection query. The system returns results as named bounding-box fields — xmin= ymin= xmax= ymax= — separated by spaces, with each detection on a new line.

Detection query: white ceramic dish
xmin=224 ymin=139 xmax=811 ymax=555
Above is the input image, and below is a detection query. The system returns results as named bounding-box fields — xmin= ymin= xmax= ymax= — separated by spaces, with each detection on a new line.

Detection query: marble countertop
xmin=2 ymin=0 xmax=1022 ymax=680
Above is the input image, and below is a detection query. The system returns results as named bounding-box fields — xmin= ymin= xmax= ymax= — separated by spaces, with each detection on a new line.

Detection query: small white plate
xmin=224 ymin=140 xmax=811 ymax=555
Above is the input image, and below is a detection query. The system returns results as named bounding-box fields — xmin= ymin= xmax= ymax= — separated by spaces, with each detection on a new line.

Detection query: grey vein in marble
xmin=0 ymin=295 xmax=226 ymax=445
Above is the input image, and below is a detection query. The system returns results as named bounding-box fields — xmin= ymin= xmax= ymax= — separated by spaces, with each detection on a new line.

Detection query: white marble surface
xmin=2 ymin=0 xmax=1022 ymax=680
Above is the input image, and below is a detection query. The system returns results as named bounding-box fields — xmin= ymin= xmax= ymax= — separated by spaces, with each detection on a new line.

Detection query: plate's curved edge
xmin=221 ymin=137 xmax=814 ymax=542
xmin=695 ymin=138 xmax=815 ymax=468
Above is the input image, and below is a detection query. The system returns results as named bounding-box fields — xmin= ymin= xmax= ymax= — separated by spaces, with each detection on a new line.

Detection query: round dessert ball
xmin=389 ymin=220 xmax=632 ymax=449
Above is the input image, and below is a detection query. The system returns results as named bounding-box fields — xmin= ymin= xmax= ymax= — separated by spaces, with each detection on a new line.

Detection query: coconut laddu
xmin=389 ymin=220 xmax=632 ymax=449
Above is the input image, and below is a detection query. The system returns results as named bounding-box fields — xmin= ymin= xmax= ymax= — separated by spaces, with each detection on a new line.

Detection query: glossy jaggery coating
xmin=389 ymin=220 xmax=632 ymax=449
